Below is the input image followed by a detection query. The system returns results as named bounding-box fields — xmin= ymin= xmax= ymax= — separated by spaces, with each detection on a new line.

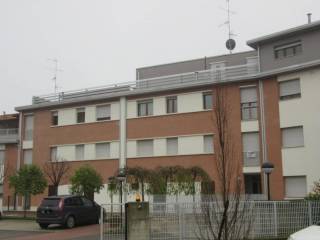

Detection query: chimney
xmin=307 ymin=13 xmax=312 ymax=24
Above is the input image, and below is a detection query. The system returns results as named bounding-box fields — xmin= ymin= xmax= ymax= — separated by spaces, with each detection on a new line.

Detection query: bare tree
xmin=196 ymin=86 xmax=254 ymax=240
xmin=43 ymin=159 xmax=70 ymax=196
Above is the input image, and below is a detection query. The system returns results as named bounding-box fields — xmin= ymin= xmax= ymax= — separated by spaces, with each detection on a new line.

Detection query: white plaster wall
xmin=58 ymin=184 xmax=71 ymax=195
xmin=110 ymin=142 xmax=119 ymax=159
xmin=154 ymin=138 xmax=166 ymax=156
xmin=243 ymin=167 xmax=261 ymax=173
xmin=22 ymin=141 xmax=33 ymax=149
xmin=241 ymin=120 xmax=259 ymax=132
xmin=178 ymin=135 xmax=203 ymax=155
xmin=127 ymin=141 xmax=137 ymax=158
xmin=58 ymin=108 xmax=76 ymax=126
xmin=111 ymin=102 xmax=120 ymax=120
xmin=85 ymin=106 xmax=96 ymax=123
xmin=278 ymin=67 xmax=320 ymax=192
xmin=153 ymin=97 xmax=166 ymax=116
xmin=84 ymin=144 xmax=95 ymax=160
xmin=127 ymin=101 xmax=137 ymax=119
xmin=57 ymin=145 xmax=75 ymax=161
xmin=177 ymin=92 xmax=203 ymax=113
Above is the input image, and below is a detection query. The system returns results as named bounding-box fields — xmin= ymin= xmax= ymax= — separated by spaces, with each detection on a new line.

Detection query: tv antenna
xmin=219 ymin=0 xmax=237 ymax=53
xmin=47 ymin=58 xmax=63 ymax=94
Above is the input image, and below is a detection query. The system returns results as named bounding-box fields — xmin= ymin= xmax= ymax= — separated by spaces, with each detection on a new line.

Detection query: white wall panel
xmin=85 ymin=106 xmax=96 ymax=123
xmin=110 ymin=142 xmax=119 ymax=159
xmin=58 ymin=184 xmax=71 ymax=195
xmin=127 ymin=101 xmax=137 ymax=119
xmin=57 ymin=145 xmax=75 ymax=161
xmin=178 ymin=135 xmax=203 ymax=155
xmin=154 ymin=138 xmax=166 ymax=156
xmin=22 ymin=141 xmax=33 ymax=149
xmin=127 ymin=140 xmax=137 ymax=158
xmin=177 ymin=92 xmax=203 ymax=113
xmin=58 ymin=109 xmax=76 ymax=126
xmin=241 ymin=120 xmax=259 ymax=132
xmin=111 ymin=102 xmax=120 ymax=120
xmin=84 ymin=144 xmax=95 ymax=160
xmin=153 ymin=97 xmax=166 ymax=116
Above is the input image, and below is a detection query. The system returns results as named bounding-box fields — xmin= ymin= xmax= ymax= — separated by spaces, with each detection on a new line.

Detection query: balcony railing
xmin=0 ymin=128 xmax=19 ymax=143
xmin=243 ymin=151 xmax=260 ymax=167
xmin=32 ymin=62 xmax=259 ymax=105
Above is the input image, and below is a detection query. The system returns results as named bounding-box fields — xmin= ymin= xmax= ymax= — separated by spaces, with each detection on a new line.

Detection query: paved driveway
xmin=0 ymin=220 xmax=100 ymax=240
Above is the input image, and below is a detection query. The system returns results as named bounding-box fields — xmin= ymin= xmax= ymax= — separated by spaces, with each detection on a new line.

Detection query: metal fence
xmin=101 ymin=200 xmax=320 ymax=240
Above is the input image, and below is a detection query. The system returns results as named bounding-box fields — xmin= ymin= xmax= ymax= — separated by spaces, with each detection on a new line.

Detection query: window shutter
xmin=24 ymin=115 xmax=34 ymax=140
xmin=24 ymin=150 xmax=33 ymax=165
xmin=96 ymin=105 xmax=111 ymax=120
xmin=96 ymin=143 xmax=110 ymax=159
xmin=167 ymin=138 xmax=178 ymax=155
xmin=75 ymin=145 xmax=84 ymax=160
xmin=282 ymin=127 xmax=304 ymax=148
xmin=240 ymin=87 xmax=257 ymax=103
xmin=279 ymin=79 xmax=300 ymax=97
xmin=51 ymin=147 xmax=57 ymax=161
xmin=204 ymin=135 xmax=214 ymax=153
xmin=137 ymin=140 xmax=153 ymax=157
xmin=285 ymin=176 xmax=307 ymax=198
xmin=242 ymin=132 xmax=260 ymax=152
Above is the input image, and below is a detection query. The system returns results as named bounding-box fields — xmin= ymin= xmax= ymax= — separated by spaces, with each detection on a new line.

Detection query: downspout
xmin=119 ymin=97 xmax=127 ymax=204
xmin=257 ymin=45 xmax=268 ymax=198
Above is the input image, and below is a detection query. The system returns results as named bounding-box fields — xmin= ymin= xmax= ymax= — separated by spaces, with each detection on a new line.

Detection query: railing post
xmin=308 ymin=201 xmax=313 ymax=225
xmin=273 ymin=202 xmax=278 ymax=238
xmin=100 ymin=206 xmax=104 ymax=240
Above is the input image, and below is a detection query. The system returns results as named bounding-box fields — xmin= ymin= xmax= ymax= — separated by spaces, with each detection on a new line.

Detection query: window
xmin=274 ymin=41 xmax=302 ymax=59
xmin=279 ymin=79 xmax=301 ymax=100
xmin=95 ymin=143 xmax=110 ymax=159
xmin=204 ymin=135 xmax=214 ymax=153
xmin=76 ymin=108 xmax=85 ymax=123
xmin=75 ymin=144 xmax=84 ymax=160
xmin=137 ymin=139 xmax=153 ymax=157
xmin=203 ymin=92 xmax=212 ymax=110
xmin=138 ymin=100 xmax=153 ymax=116
xmin=52 ymin=111 xmax=58 ymax=126
xmin=242 ymin=132 xmax=260 ymax=167
xmin=82 ymin=197 xmax=93 ymax=207
xmin=240 ymin=87 xmax=258 ymax=121
xmin=285 ymin=176 xmax=307 ymax=198
xmin=166 ymin=138 xmax=178 ymax=155
xmin=244 ymin=174 xmax=262 ymax=194
xmin=50 ymin=147 xmax=57 ymax=161
xmin=282 ymin=126 xmax=304 ymax=148
xmin=24 ymin=115 xmax=34 ymax=140
xmin=23 ymin=149 xmax=32 ymax=165
xmin=96 ymin=105 xmax=111 ymax=121
xmin=166 ymin=96 xmax=177 ymax=114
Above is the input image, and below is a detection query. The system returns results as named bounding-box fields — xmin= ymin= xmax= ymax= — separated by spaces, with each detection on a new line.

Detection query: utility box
xmin=125 ymin=202 xmax=150 ymax=240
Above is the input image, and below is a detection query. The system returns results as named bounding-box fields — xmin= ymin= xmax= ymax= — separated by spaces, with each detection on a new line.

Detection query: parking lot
xmin=0 ymin=219 xmax=100 ymax=240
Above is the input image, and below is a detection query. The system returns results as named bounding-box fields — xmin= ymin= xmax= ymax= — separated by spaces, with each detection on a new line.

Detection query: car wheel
xmin=65 ymin=216 xmax=76 ymax=229
xmin=39 ymin=223 xmax=49 ymax=229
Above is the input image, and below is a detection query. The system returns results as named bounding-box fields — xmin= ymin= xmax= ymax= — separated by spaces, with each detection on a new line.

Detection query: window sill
xmin=131 ymin=109 xmax=212 ymax=120
xmin=128 ymin=153 xmax=215 ymax=159
xmin=50 ymin=119 xmax=118 ymax=128
xmin=282 ymin=146 xmax=305 ymax=149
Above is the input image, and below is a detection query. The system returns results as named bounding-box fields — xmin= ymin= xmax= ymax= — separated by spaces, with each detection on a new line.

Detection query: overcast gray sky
xmin=1 ymin=0 xmax=319 ymax=113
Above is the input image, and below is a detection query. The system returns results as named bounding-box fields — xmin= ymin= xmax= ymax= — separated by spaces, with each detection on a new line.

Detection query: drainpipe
xmin=119 ymin=97 xmax=127 ymax=170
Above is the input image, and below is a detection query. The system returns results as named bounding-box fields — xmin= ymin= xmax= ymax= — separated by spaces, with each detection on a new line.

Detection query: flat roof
xmin=247 ymin=20 xmax=320 ymax=48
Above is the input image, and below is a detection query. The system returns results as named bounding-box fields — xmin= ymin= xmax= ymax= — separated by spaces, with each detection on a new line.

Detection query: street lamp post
xmin=261 ymin=162 xmax=274 ymax=201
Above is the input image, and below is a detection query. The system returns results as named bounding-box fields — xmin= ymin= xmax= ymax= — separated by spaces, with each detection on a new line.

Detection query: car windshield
xmin=41 ymin=198 xmax=60 ymax=207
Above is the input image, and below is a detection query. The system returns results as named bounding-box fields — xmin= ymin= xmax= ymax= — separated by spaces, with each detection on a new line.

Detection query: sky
xmin=0 ymin=0 xmax=319 ymax=113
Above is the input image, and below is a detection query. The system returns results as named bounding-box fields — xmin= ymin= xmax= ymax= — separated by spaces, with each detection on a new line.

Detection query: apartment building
xmin=0 ymin=113 xmax=19 ymax=211
xmin=4 ymin=20 xmax=320 ymax=210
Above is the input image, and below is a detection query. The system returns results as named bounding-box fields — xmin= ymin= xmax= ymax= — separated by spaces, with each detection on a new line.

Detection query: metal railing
xmin=101 ymin=200 xmax=320 ymax=240
xmin=32 ymin=62 xmax=259 ymax=105
xmin=243 ymin=151 xmax=260 ymax=167
xmin=0 ymin=128 xmax=19 ymax=143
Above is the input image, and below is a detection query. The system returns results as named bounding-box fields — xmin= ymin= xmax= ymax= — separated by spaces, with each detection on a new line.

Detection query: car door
xmin=81 ymin=197 xmax=96 ymax=223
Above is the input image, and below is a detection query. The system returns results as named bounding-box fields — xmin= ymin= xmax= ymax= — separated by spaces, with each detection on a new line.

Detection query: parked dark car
xmin=36 ymin=195 xmax=101 ymax=229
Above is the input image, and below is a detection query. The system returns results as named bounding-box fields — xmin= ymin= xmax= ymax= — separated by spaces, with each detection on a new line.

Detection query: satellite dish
xmin=226 ymin=38 xmax=236 ymax=51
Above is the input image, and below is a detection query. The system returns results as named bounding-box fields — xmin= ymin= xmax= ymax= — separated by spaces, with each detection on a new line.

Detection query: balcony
xmin=243 ymin=151 xmax=260 ymax=167
xmin=0 ymin=128 xmax=19 ymax=144
xmin=32 ymin=61 xmax=259 ymax=105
